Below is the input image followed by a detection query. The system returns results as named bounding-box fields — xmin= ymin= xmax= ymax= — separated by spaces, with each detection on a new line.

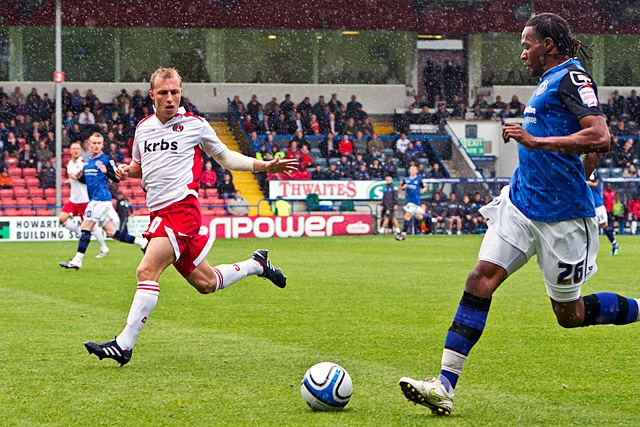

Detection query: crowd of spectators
xmin=230 ymin=92 xmax=448 ymax=196
xmin=394 ymin=92 xmax=526 ymax=134
xmin=0 ymin=84 xmax=209 ymax=196
xmin=232 ymin=93 xmax=371 ymax=143
xmin=595 ymin=89 xmax=640 ymax=171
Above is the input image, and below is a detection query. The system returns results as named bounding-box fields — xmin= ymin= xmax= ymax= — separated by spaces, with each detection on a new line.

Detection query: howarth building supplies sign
xmin=0 ymin=217 xmax=77 ymax=241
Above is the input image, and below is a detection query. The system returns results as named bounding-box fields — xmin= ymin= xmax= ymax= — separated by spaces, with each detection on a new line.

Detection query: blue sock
xmin=604 ymin=226 xmax=616 ymax=245
xmin=439 ymin=291 xmax=491 ymax=392
xmin=113 ymin=230 xmax=136 ymax=244
xmin=77 ymin=230 xmax=92 ymax=254
xmin=403 ymin=219 xmax=410 ymax=233
xmin=583 ymin=293 xmax=639 ymax=325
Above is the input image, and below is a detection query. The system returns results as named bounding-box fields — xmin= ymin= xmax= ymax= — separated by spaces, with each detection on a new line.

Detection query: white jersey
xmin=67 ymin=157 xmax=89 ymax=204
xmin=132 ymin=112 xmax=226 ymax=212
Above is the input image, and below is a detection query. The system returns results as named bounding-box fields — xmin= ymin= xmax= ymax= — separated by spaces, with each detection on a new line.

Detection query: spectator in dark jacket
xmin=38 ymin=160 xmax=56 ymax=189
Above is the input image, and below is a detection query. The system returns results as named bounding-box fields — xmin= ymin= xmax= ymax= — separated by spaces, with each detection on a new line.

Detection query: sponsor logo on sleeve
xmin=578 ymin=85 xmax=599 ymax=108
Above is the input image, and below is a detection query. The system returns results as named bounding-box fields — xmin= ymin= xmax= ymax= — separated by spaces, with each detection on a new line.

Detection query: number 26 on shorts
xmin=556 ymin=260 xmax=584 ymax=285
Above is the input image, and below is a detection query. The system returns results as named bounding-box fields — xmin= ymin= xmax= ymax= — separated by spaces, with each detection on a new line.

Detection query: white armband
xmin=212 ymin=147 xmax=255 ymax=172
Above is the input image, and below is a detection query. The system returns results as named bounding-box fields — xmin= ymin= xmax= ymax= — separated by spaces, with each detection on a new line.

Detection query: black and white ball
xmin=301 ymin=362 xmax=352 ymax=411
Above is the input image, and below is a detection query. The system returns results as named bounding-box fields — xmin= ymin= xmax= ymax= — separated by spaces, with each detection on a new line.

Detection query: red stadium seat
xmin=133 ymin=196 xmax=147 ymax=207
xmin=18 ymin=208 xmax=36 ymax=216
xmin=32 ymin=194 xmax=47 ymax=206
xmin=36 ymin=208 xmax=52 ymax=216
xmin=26 ymin=177 xmax=40 ymax=188
xmin=0 ymin=188 xmax=14 ymax=199
xmin=4 ymin=208 xmax=20 ymax=216
xmin=204 ymin=187 xmax=218 ymax=198
xmin=1 ymin=198 xmax=17 ymax=206
xmin=214 ymin=208 xmax=227 ymax=216
xmin=22 ymin=168 xmax=37 ymax=178
xmin=5 ymin=157 xmax=17 ymax=167
xmin=12 ymin=177 xmax=26 ymax=188
xmin=43 ymin=188 xmax=56 ymax=197
xmin=62 ymin=148 xmax=70 ymax=155
xmin=16 ymin=197 xmax=32 ymax=207
xmin=14 ymin=187 xmax=30 ymax=198
xmin=28 ymin=187 xmax=43 ymax=198
xmin=133 ymin=208 xmax=150 ymax=216
xmin=45 ymin=196 xmax=56 ymax=206
xmin=8 ymin=166 xmax=21 ymax=177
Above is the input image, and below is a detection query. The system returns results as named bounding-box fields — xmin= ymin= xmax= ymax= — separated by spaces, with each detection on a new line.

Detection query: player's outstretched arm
xmin=212 ymin=147 xmax=299 ymax=177
xmin=253 ymin=157 xmax=299 ymax=177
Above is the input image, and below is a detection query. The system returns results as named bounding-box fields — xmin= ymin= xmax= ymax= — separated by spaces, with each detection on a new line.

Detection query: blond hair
xmin=89 ymin=132 xmax=104 ymax=142
xmin=150 ymin=67 xmax=182 ymax=90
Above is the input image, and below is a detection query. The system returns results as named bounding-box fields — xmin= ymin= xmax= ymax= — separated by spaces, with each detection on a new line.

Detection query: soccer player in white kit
xmin=84 ymin=67 xmax=298 ymax=366
xmin=58 ymin=141 xmax=110 ymax=257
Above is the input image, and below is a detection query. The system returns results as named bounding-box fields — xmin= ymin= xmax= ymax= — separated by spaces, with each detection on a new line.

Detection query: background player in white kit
xmin=58 ymin=140 xmax=110 ymax=257
xmin=60 ymin=133 xmax=147 ymax=269
xmin=84 ymin=67 xmax=298 ymax=366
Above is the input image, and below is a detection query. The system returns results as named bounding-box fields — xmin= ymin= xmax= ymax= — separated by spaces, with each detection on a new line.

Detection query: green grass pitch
xmin=1 ymin=235 xmax=640 ymax=426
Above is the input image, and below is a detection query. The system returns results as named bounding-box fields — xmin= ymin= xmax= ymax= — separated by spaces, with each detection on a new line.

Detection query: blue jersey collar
xmin=540 ymin=58 xmax=579 ymax=79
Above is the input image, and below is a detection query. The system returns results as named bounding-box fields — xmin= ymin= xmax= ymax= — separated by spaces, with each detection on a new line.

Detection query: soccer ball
xmin=300 ymin=362 xmax=352 ymax=411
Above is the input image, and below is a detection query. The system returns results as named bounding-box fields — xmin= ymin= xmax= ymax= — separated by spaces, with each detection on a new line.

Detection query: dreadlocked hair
xmin=526 ymin=13 xmax=591 ymax=61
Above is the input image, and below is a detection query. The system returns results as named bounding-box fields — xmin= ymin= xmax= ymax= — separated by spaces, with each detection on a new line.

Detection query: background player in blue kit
xmin=588 ymin=171 xmax=620 ymax=255
xmin=399 ymin=13 xmax=640 ymax=416
xmin=395 ymin=164 xmax=427 ymax=240
xmin=60 ymin=133 xmax=147 ymax=269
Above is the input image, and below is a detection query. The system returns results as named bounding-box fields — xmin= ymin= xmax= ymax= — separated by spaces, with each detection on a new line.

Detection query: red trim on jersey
xmin=188 ymin=146 xmax=203 ymax=191
xmin=184 ymin=112 xmax=204 ymax=122
xmin=136 ymin=114 xmax=155 ymax=130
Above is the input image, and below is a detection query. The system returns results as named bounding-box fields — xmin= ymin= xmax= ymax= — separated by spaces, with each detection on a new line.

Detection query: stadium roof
xmin=0 ymin=0 xmax=638 ymax=35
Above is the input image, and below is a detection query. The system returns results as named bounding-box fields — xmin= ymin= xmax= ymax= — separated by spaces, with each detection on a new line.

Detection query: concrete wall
xmin=1 ymin=81 xmax=407 ymax=116
xmin=447 ymin=120 xmax=519 ymax=178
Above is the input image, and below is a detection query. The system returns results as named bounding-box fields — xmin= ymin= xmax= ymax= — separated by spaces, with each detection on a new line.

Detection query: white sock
xmin=63 ymin=218 xmax=80 ymax=235
xmin=394 ymin=228 xmax=401 ymax=234
xmin=378 ymin=228 xmax=384 ymax=234
xmin=212 ymin=259 xmax=262 ymax=292
xmin=632 ymin=221 xmax=638 ymax=235
xmin=72 ymin=252 xmax=85 ymax=263
xmin=92 ymin=225 xmax=109 ymax=252
xmin=134 ymin=236 xmax=147 ymax=249
xmin=116 ymin=281 xmax=160 ymax=350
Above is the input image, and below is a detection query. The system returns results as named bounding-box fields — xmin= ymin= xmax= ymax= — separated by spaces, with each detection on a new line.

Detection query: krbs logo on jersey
xmin=172 ymin=124 xmax=184 ymax=132
xmin=144 ymin=138 xmax=178 ymax=153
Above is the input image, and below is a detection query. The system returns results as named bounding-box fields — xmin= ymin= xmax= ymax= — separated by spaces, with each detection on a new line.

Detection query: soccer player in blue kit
xmin=588 ymin=171 xmax=620 ymax=255
xmin=60 ymin=132 xmax=147 ymax=269
xmin=395 ymin=164 xmax=428 ymax=240
xmin=399 ymin=13 xmax=640 ymax=415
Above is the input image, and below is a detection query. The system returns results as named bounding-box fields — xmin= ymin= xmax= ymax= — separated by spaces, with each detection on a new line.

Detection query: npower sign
xmin=205 ymin=214 xmax=372 ymax=238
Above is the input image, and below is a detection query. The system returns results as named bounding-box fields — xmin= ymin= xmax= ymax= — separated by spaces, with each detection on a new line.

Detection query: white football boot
xmin=399 ymin=377 xmax=454 ymax=416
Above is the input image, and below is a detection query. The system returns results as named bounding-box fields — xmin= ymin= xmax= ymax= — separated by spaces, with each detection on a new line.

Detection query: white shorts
xmin=403 ymin=202 xmax=425 ymax=216
xmin=85 ymin=200 xmax=119 ymax=228
xmin=478 ymin=186 xmax=599 ymax=303
xmin=595 ymin=205 xmax=607 ymax=225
